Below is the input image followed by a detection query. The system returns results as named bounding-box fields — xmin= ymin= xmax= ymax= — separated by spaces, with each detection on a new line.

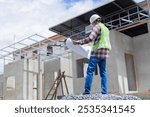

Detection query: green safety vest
xmin=92 ymin=23 xmax=111 ymax=51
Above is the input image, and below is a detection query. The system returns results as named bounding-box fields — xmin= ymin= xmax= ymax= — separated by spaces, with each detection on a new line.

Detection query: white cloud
xmin=0 ymin=0 xmax=103 ymax=47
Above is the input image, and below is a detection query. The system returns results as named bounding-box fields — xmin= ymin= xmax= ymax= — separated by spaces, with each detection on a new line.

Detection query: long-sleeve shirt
xmin=79 ymin=24 xmax=110 ymax=59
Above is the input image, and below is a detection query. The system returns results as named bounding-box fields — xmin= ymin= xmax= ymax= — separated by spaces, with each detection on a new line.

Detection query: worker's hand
xmin=72 ymin=40 xmax=80 ymax=45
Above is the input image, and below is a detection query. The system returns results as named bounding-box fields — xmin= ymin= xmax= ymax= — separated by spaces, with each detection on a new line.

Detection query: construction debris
xmin=61 ymin=93 xmax=141 ymax=100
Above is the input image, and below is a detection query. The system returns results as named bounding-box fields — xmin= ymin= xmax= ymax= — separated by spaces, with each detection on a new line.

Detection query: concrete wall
xmin=43 ymin=51 xmax=75 ymax=98
xmin=23 ymin=59 xmax=43 ymax=100
xmin=3 ymin=59 xmax=43 ymax=100
xmin=109 ymin=21 xmax=150 ymax=93
xmin=72 ymin=53 xmax=87 ymax=94
xmin=4 ymin=60 xmax=24 ymax=100
xmin=60 ymin=52 xmax=74 ymax=94
xmin=0 ymin=74 xmax=4 ymax=99
xmin=133 ymin=21 xmax=150 ymax=92
xmin=110 ymin=30 xmax=135 ymax=93
xmin=43 ymin=58 xmax=60 ymax=98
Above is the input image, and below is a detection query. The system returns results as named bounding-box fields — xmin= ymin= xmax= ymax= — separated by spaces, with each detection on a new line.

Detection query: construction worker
xmin=73 ymin=14 xmax=111 ymax=95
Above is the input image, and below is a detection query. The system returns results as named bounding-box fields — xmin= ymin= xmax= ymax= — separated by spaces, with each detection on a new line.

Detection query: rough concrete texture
xmin=61 ymin=93 xmax=141 ymax=100
xmin=133 ymin=31 xmax=150 ymax=92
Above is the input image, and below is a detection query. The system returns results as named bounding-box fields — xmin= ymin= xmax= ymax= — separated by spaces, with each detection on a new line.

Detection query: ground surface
xmin=61 ymin=93 xmax=141 ymax=100
xmin=129 ymin=91 xmax=150 ymax=100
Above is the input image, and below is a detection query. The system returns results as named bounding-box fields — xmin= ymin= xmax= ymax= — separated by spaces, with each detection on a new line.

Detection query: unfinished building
xmin=0 ymin=0 xmax=150 ymax=100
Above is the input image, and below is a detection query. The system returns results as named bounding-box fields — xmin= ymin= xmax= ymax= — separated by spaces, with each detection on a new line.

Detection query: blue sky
xmin=62 ymin=0 xmax=104 ymax=8
xmin=0 ymin=0 xmax=144 ymax=73
xmin=63 ymin=0 xmax=81 ymax=3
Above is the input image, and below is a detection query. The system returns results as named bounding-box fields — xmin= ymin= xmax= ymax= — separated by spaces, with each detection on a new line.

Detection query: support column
xmin=27 ymin=59 xmax=29 ymax=99
xmin=37 ymin=54 xmax=43 ymax=100
xmin=147 ymin=0 xmax=150 ymax=16
xmin=148 ymin=20 xmax=150 ymax=41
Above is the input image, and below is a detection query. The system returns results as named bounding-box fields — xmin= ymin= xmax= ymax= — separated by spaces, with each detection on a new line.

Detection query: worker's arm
xmin=73 ymin=25 xmax=100 ymax=45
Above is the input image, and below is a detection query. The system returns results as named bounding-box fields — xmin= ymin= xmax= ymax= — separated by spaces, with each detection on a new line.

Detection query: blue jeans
xmin=83 ymin=56 xmax=108 ymax=95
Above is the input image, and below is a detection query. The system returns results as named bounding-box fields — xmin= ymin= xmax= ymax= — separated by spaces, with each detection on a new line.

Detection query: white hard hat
xmin=90 ymin=14 xmax=101 ymax=24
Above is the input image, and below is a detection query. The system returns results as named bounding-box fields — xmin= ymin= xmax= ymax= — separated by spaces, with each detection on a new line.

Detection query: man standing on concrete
xmin=73 ymin=14 xmax=111 ymax=95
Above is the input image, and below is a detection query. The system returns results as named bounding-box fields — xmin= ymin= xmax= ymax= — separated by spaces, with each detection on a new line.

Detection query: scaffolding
xmin=0 ymin=34 xmax=66 ymax=70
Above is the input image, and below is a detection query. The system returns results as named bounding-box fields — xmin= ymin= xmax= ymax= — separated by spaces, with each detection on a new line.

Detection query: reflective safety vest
xmin=92 ymin=23 xmax=111 ymax=51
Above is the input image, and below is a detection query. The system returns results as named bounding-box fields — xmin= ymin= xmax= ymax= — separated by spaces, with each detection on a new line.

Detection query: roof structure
xmin=49 ymin=0 xmax=150 ymax=38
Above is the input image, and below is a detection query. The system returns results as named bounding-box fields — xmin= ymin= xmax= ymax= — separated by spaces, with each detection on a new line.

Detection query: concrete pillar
xmin=38 ymin=60 xmax=44 ymax=100
xmin=148 ymin=20 xmax=150 ymax=32
xmin=37 ymin=55 xmax=40 ymax=99
xmin=0 ymin=75 xmax=4 ymax=99
xmin=107 ymin=30 xmax=120 ymax=93
xmin=26 ymin=59 xmax=29 ymax=99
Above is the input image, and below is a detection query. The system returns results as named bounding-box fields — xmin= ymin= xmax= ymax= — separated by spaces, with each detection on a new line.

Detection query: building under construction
xmin=0 ymin=0 xmax=150 ymax=100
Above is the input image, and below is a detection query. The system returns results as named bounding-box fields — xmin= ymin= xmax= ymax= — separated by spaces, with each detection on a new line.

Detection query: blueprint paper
xmin=66 ymin=38 xmax=91 ymax=59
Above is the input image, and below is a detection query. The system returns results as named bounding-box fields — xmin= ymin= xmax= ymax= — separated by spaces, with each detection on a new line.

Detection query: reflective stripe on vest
xmin=92 ymin=23 xmax=111 ymax=51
